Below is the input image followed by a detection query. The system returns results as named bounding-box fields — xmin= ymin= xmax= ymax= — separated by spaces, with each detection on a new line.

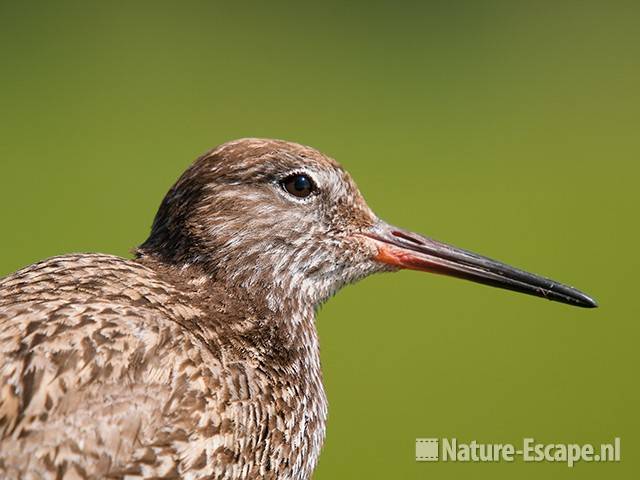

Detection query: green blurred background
xmin=1 ymin=1 xmax=638 ymax=478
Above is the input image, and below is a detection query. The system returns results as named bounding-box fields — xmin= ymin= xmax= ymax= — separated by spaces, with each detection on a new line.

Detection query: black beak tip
xmin=577 ymin=294 xmax=598 ymax=309
xmin=549 ymin=280 xmax=598 ymax=308
xmin=562 ymin=288 xmax=598 ymax=308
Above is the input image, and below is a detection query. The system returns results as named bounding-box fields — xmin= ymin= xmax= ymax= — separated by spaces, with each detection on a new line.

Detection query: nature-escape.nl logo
xmin=415 ymin=437 xmax=621 ymax=467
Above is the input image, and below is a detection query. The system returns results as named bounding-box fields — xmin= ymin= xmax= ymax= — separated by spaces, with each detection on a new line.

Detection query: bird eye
xmin=281 ymin=174 xmax=316 ymax=198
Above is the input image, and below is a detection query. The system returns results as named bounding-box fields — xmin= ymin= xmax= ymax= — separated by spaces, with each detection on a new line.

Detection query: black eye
xmin=281 ymin=174 xmax=316 ymax=198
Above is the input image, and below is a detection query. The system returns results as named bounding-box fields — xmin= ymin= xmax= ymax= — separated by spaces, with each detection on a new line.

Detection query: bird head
xmin=138 ymin=138 xmax=596 ymax=310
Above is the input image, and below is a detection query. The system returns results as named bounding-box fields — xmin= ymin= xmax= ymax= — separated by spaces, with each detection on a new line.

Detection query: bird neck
xmin=135 ymin=252 xmax=322 ymax=366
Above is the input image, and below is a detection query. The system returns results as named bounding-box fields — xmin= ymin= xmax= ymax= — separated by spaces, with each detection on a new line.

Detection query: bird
xmin=0 ymin=138 xmax=596 ymax=479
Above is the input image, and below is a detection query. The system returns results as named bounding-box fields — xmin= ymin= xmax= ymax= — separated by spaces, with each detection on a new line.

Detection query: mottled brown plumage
xmin=0 ymin=138 xmax=596 ymax=479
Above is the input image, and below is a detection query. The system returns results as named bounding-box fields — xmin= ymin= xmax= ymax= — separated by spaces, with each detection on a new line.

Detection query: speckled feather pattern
xmin=0 ymin=139 xmax=388 ymax=479
xmin=0 ymin=253 xmax=331 ymax=479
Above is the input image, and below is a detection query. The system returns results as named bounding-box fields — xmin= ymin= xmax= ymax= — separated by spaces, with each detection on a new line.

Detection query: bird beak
xmin=363 ymin=221 xmax=597 ymax=308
